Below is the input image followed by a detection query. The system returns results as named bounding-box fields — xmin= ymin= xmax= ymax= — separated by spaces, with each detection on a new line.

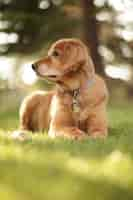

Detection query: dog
xmin=14 ymin=38 xmax=108 ymax=140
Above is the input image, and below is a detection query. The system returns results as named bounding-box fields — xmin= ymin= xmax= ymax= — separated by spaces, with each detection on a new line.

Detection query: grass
xmin=0 ymin=103 xmax=133 ymax=200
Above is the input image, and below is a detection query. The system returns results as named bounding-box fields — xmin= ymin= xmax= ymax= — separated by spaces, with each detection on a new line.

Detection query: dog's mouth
xmin=45 ymin=75 xmax=60 ymax=82
xmin=42 ymin=74 xmax=61 ymax=83
xmin=35 ymin=70 xmax=58 ymax=80
xmin=47 ymin=75 xmax=57 ymax=79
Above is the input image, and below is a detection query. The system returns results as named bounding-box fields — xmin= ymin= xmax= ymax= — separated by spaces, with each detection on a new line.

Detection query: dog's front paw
xmin=90 ymin=131 xmax=107 ymax=139
xmin=11 ymin=130 xmax=31 ymax=141
xmin=69 ymin=128 xmax=87 ymax=140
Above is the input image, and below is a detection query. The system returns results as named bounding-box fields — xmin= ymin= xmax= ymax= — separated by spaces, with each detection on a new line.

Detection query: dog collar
xmin=72 ymin=88 xmax=80 ymax=113
xmin=72 ymin=79 xmax=94 ymax=113
xmin=57 ymin=79 xmax=94 ymax=113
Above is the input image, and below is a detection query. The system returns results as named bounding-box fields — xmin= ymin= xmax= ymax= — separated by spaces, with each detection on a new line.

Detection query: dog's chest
xmin=50 ymin=94 xmax=75 ymax=118
xmin=50 ymin=95 xmax=59 ymax=119
xmin=72 ymin=93 xmax=88 ymax=122
xmin=50 ymin=93 xmax=88 ymax=124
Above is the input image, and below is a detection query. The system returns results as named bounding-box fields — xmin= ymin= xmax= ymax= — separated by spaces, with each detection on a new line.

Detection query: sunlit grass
xmin=0 ymin=108 xmax=19 ymax=130
xmin=0 ymin=103 xmax=133 ymax=199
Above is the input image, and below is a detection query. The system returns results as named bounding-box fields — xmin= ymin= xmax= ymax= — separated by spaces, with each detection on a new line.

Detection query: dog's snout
xmin=32 ymin=64 xmax=37 ymax=71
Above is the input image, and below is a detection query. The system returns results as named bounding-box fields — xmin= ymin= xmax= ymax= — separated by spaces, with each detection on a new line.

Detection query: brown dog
xmin=17 ymin=38 xmax=108 ymax=140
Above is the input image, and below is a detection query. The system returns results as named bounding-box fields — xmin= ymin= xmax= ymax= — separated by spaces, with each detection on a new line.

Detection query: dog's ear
xmin=64 ymin=40 xmax=95 ymax=80
xmin=85 ymin=54 xmax=95 ymax=80
xmin=80 ymin=43 xmax=95 ymax=80
xmin=61 ymin=42 xmax=82 ymax=72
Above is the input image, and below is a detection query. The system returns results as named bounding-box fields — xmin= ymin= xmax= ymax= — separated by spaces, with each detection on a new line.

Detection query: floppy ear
xmin=85 ymin=55 xmax=95 ymax=80
xmin=65 ymin=41 xmax=95 ymax=80
xmin=62 ymin=42 xmax=84 ymax=73
xmin=82 ymin=44 xmax=95 ymax=80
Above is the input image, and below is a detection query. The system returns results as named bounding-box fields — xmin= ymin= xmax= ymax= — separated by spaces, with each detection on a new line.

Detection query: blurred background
xmin=0 ymin=0 xmax=133 ymax=130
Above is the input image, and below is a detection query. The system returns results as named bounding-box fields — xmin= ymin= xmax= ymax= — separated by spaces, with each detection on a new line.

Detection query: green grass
xmin=0 ymin=104 xmax=133 ymax=200
xmin=0 ymin=108 xmax=19 ymax=131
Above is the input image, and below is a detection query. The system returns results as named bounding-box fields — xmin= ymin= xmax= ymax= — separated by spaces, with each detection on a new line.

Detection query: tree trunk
xmin=81 ymin=0 xmax=105 ymax=76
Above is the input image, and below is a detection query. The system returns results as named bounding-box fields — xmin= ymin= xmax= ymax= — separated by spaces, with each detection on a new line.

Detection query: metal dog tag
xmin=72 ymin=101 xmax=80 ymax=113
xmin=72 ymin=89 xmax=80 ymax=113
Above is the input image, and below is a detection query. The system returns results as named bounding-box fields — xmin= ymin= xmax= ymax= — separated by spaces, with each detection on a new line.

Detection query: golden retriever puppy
xmin=17 ymin=38 xmax=108 ymax=140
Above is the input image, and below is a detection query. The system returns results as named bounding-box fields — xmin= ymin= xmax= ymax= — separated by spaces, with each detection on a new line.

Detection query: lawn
xmin=0 ymin=103 xmax=133 ymax=200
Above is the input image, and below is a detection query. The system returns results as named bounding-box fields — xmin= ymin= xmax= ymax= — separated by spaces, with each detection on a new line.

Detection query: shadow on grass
xmin=1 ymin=104 xmax=133 ymax=199
xmin=0 ymin=158 xmax=133 ymax=200
xmin=0 ymin=122 xmax=133 ymax=199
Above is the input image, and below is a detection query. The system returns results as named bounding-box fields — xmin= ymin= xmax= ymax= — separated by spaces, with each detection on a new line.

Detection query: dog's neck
xmin=55 ymin=71 xmax=95 ymax=114
xmin=56 ymin=71 xmax=94 ymax=99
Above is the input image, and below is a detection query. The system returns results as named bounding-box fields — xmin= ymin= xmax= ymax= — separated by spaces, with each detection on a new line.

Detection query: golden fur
xmin=19 ymin=38 xmax=108 ymax=139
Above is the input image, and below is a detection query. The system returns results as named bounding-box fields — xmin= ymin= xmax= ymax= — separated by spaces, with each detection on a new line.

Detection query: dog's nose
xmin=32 ymin=64 xmax=36 ymax=71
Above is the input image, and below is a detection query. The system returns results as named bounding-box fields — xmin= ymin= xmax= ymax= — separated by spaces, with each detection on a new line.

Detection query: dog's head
xmin=32 ymin=38 xmax=95 ymax=90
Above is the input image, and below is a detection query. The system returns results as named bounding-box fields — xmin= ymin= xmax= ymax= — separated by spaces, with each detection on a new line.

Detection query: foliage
xmin=97 ymin=1 xmax=133 ymax=68
xmin=0 ymin=0 xmax=133 ymax=67
xmin=0 ymin=0 xmax=81 ymax=55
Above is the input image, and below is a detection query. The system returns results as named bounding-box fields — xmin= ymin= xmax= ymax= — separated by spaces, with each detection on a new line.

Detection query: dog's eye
xmin=52 ymin=50 xmax=60 ymax=58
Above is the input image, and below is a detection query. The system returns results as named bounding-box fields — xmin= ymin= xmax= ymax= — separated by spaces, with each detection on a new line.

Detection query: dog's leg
xmin=48 ymin=109 xmax=86 ymax=140
xmin=48 ymin=94 xmax=86 ymax=140
xmin=49 ymin=123 xmax=86 ymax=140
xmin=86 ymin=103 xmax=108 ymax=138
xmin=20 ymin=92 xmax=52 ymax=131
xmin=11 ymin=94 xmax=38 ymax=141
xmin=12 ymin=92 xmax=52 ymax=140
